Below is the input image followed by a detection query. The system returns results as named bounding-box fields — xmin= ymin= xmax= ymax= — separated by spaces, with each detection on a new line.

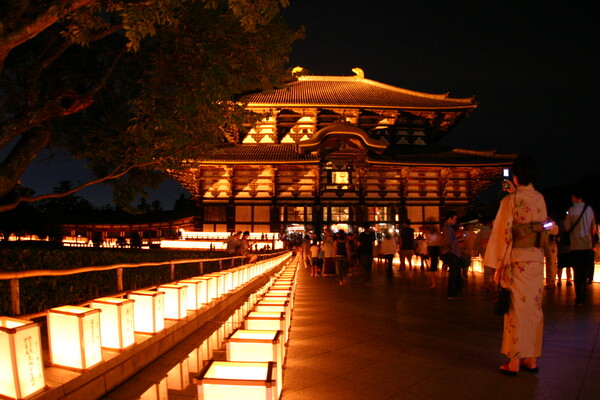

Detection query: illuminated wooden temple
xmin=171 ymin=68 xmax=514 ymax=234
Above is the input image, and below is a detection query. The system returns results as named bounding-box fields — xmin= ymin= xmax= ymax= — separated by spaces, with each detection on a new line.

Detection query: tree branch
xmin=0 ymin=160 xmax=160 ymax=213
xmin=0 ymin=0 xmax=97 ymax=71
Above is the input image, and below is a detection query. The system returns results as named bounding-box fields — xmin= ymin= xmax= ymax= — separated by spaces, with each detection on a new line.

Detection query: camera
xmin=502 ymin=168 xmax=511 ymax=190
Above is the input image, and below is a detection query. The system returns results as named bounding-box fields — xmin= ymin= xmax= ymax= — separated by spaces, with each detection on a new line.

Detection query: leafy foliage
xmin=0 ymin=0 xmax=301 ymax=211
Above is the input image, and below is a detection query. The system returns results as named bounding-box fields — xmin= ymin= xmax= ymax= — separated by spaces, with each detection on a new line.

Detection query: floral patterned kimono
xmin=483 ymin=184 xmax=547 ymax=359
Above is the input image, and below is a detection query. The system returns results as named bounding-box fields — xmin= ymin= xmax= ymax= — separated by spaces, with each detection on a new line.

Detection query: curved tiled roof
xmin=194 ymin=144 xmax=320 ymax=164
xmin=190 ymin=144 xmax=513 ymax=166
xmin=240 ymin=74 xmax=477 ymax=109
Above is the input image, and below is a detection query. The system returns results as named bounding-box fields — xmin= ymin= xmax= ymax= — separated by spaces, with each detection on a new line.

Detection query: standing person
xmin=474 ymin=218 xmax=494 ymax=292
xmin=357 ymin=224 xmax=376 ymax=285
xmin=565 ymin=189 xmax=596 ymax=307
xmin=399 ymin=220 xmax=415 ymax=270
xmin=441 ymin=211 xmax=463 ymax=299
xmin=415 ymin=233 xmax=429 ymax=270
xmin=334 ymin=230 xmax=351 ymax=285
xmin=426 ymin=226 xmax=442 ymax=272
xmin=302 ymin=234 xmax=312 ymax=269
xmin=321 ymin=231 xmax=336 ymax=276
xmin=483 ymin=155 xmax=547 ymax=375
xmin=226 ymin=231 xmax=241 ymax=256
xmin=556 ymin=217 xmax=573 ymax=287
xmin=459 ymin=225 xmax=476 ymax=280
xmin=309 ymin=239 xmax=321 ymax=277
xmin=380 ymin=230 xmax=398 ymax=276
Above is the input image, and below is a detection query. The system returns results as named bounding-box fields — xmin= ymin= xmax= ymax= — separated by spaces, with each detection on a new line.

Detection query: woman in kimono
xmin=483 ymin=155 xmax=548 ymax=376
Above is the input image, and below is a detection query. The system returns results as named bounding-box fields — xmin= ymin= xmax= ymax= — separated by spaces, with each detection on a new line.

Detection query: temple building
xmin=170 ymin=68 xmax=514 ymax=236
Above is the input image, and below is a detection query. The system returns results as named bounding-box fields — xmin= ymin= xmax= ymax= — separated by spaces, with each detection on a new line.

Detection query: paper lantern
xmin=158 ymin=284 xmax=187 ymax=320
xmin=0 ymin=317 xmax=46 ymax=400
xmin=226 ymin=329 xmax=284 ymax=397
xmin=178 ymin=279 xmax=205 ymax=311
xmin=167 ymin=358 xmax=190 ymax=391
xmin=254 ymin=300 xmax=291 ymax=335
xmin=262 ymin=294 xmax=293 ymax=310
xmin=47 ymin=306 xmax=102 ymax=370
xmin=266 ymin=289 xmax=294 ymax=309
xmin=205 ymin=273 xmax=223 ymax=298
xmin=89 ymin=297 xmax=135 ymax=350
xmin=194 ymin=360 xmax=276 ymax=400
xmin=193 ymin=276 xmax=217 ymax=302
xmin=244 ymin=311 xmax=287 ymax=344
xmin=128 ymin=290 xmax=164 ymax=334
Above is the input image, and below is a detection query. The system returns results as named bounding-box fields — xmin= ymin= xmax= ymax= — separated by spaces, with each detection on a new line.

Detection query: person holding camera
xmin=483 ymin=155 xmax=548 ymax=376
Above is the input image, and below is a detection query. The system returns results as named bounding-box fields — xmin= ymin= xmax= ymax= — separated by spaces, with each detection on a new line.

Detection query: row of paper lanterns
xmin=135 ymin=259 xmax=298 ymax=399
xmin=191 ymin=260 xmax=299 ymax=400
xmin=0 ymin=253 xmax=291 ymax=400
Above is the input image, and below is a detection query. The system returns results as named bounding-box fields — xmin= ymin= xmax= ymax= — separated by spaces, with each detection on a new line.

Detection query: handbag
xmin=493 ymin=284 xmax=511 ymax=316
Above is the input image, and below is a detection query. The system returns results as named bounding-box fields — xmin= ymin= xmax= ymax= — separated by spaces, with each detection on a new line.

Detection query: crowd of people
xmin=277 ymin=155 xmax=598 ymax=378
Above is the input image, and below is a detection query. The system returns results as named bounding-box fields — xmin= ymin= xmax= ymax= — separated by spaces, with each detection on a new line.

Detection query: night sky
xmin=18 ymin=0 xmax=600 ymax=208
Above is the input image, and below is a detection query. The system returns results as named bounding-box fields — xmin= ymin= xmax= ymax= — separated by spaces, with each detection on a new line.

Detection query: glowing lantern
xmin=205 ymin=273 xmax=223 ymax=298
xmin=89 ymin=297 xmax=135 ymax=350
xmin=244 ymin=311 xmax=287 ymax=344
xmin=178 ymin=279 xmax=205 ymax=311
xmin=0 ymin=317 xmax=46 ymax=400
xmin=47 ymin=306 xmax=102 ymax=370
xmin=194 ymin=277 xmax=217 ymax=302
xmin=128 ymin=290 xmax=165 ymax=334
xmin=167 ymin=358 xmax=190 ymax=390
xmin=262 ymin=294 xmax=293 ymax=310
xmin=158 ymin=284 xmax=187 ymax=320
xmin=266 ymin=289 xmax=294 ymax=309
xmin=226 ymin=329 xmax=284 ymax=398
xmin=254 ymin=300 xmax=291 ymax=335
xmin=194 ymin=360 xmax=276 ymax=400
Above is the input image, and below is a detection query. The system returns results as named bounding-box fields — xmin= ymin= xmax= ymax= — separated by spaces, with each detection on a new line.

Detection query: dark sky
xmin=18 ymin=0 xmax=600 ymax=208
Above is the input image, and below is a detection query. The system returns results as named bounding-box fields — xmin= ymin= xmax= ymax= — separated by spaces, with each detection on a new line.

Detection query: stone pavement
xmin=281 ymin=261 xmax=600 ymax=400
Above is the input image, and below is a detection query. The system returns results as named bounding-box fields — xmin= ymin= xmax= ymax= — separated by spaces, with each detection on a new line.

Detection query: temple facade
xmin=170 ymin=69 xmax=514 ymax=235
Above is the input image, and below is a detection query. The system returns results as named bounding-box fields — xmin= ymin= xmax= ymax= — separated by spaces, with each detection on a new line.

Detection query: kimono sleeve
xmin=482 ymin=194 xmax=514 ymax=270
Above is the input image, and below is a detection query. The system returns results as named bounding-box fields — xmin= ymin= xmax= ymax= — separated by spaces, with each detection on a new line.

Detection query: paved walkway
xmin=281 ymin=261 xmax=600 ymax=400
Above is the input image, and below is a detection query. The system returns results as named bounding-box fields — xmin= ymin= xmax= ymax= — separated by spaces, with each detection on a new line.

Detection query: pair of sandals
xmin=499 ymin=361 xmax=539 ymax=377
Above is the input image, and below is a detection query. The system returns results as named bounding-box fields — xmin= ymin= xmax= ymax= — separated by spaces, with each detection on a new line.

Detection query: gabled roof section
xmin=240 ymin=69 xmax=477 ymax=110
xmin=298 ymin=123 xmax=388 ymax=155
xmin=190 ymin=144 xmax=320 ymax=164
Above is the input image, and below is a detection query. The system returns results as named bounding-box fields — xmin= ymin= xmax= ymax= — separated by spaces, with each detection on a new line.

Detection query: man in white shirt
xmin=565 ymin=189 xmax=596 ymax=307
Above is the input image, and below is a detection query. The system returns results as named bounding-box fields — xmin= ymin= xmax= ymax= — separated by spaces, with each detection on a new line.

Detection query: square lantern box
xmin=226 ymin=329 xmax=284 ymax=398
xmin=178 ymin=279 xmax=206 ymax=311
xmin=90 ymin=297 xmax=135 ymax=351
xmin=139 ymin=375 xmax=168 ymax=400
xmin=204 ymin=273 xmax=224 ymax=299
xmin=194 ymin=360 xmax=277 ymax=400
xmin=254 ymin=300 xmax=291 ymax=336
xmin=47 ymin=306 xmax=102 ymax=371
xmin=128 ymin=290 xmax=165 ymax=334
xmin=263 ymin=294 xmax=293 ymax=310
xmin=244 ymin=311 xmax=287 ymax=345
xmin=158 ymin=284 xmax=188 ymax=320
xmin=221 ymin=270 xmax=234 ymax=293
xmin=193 ymin=276 xmax=218 ymax=302
xmin=266 ymin=289 xmax=294 ymax=309
xmin=0 ymin=317 xmax=46 ymax=400
xmin=167 ymin=357 xmax=190 ymax=391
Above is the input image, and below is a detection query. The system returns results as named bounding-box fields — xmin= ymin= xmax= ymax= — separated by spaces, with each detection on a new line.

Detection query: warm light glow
xmin=158 ymin=284 xmax=188 ymax=320
xmin=90 ymin=297 xmax=135 ymax=350
xmin=167 ymin=358 xmax=190 ymax=391
xmin=0 ymin=317 xmax=46 ymax=400
xmin=47 ymin=306 xmax=102 ymax=370
xmin=128 ymin=291 xmax=165 ymax=334
xmin=244 ymin=311 xmax=287 ymax=344
xmin=226 ymin=329 xmax=284 ymax=397
xmin=179 ymin=279 xmax=206 ymax=310
xmin=195 ymin=360 xmax=276 ymax=400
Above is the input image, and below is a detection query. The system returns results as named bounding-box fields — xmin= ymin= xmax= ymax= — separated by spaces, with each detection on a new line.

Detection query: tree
xmin=0 ymin=0 xmax=301 ymax=212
